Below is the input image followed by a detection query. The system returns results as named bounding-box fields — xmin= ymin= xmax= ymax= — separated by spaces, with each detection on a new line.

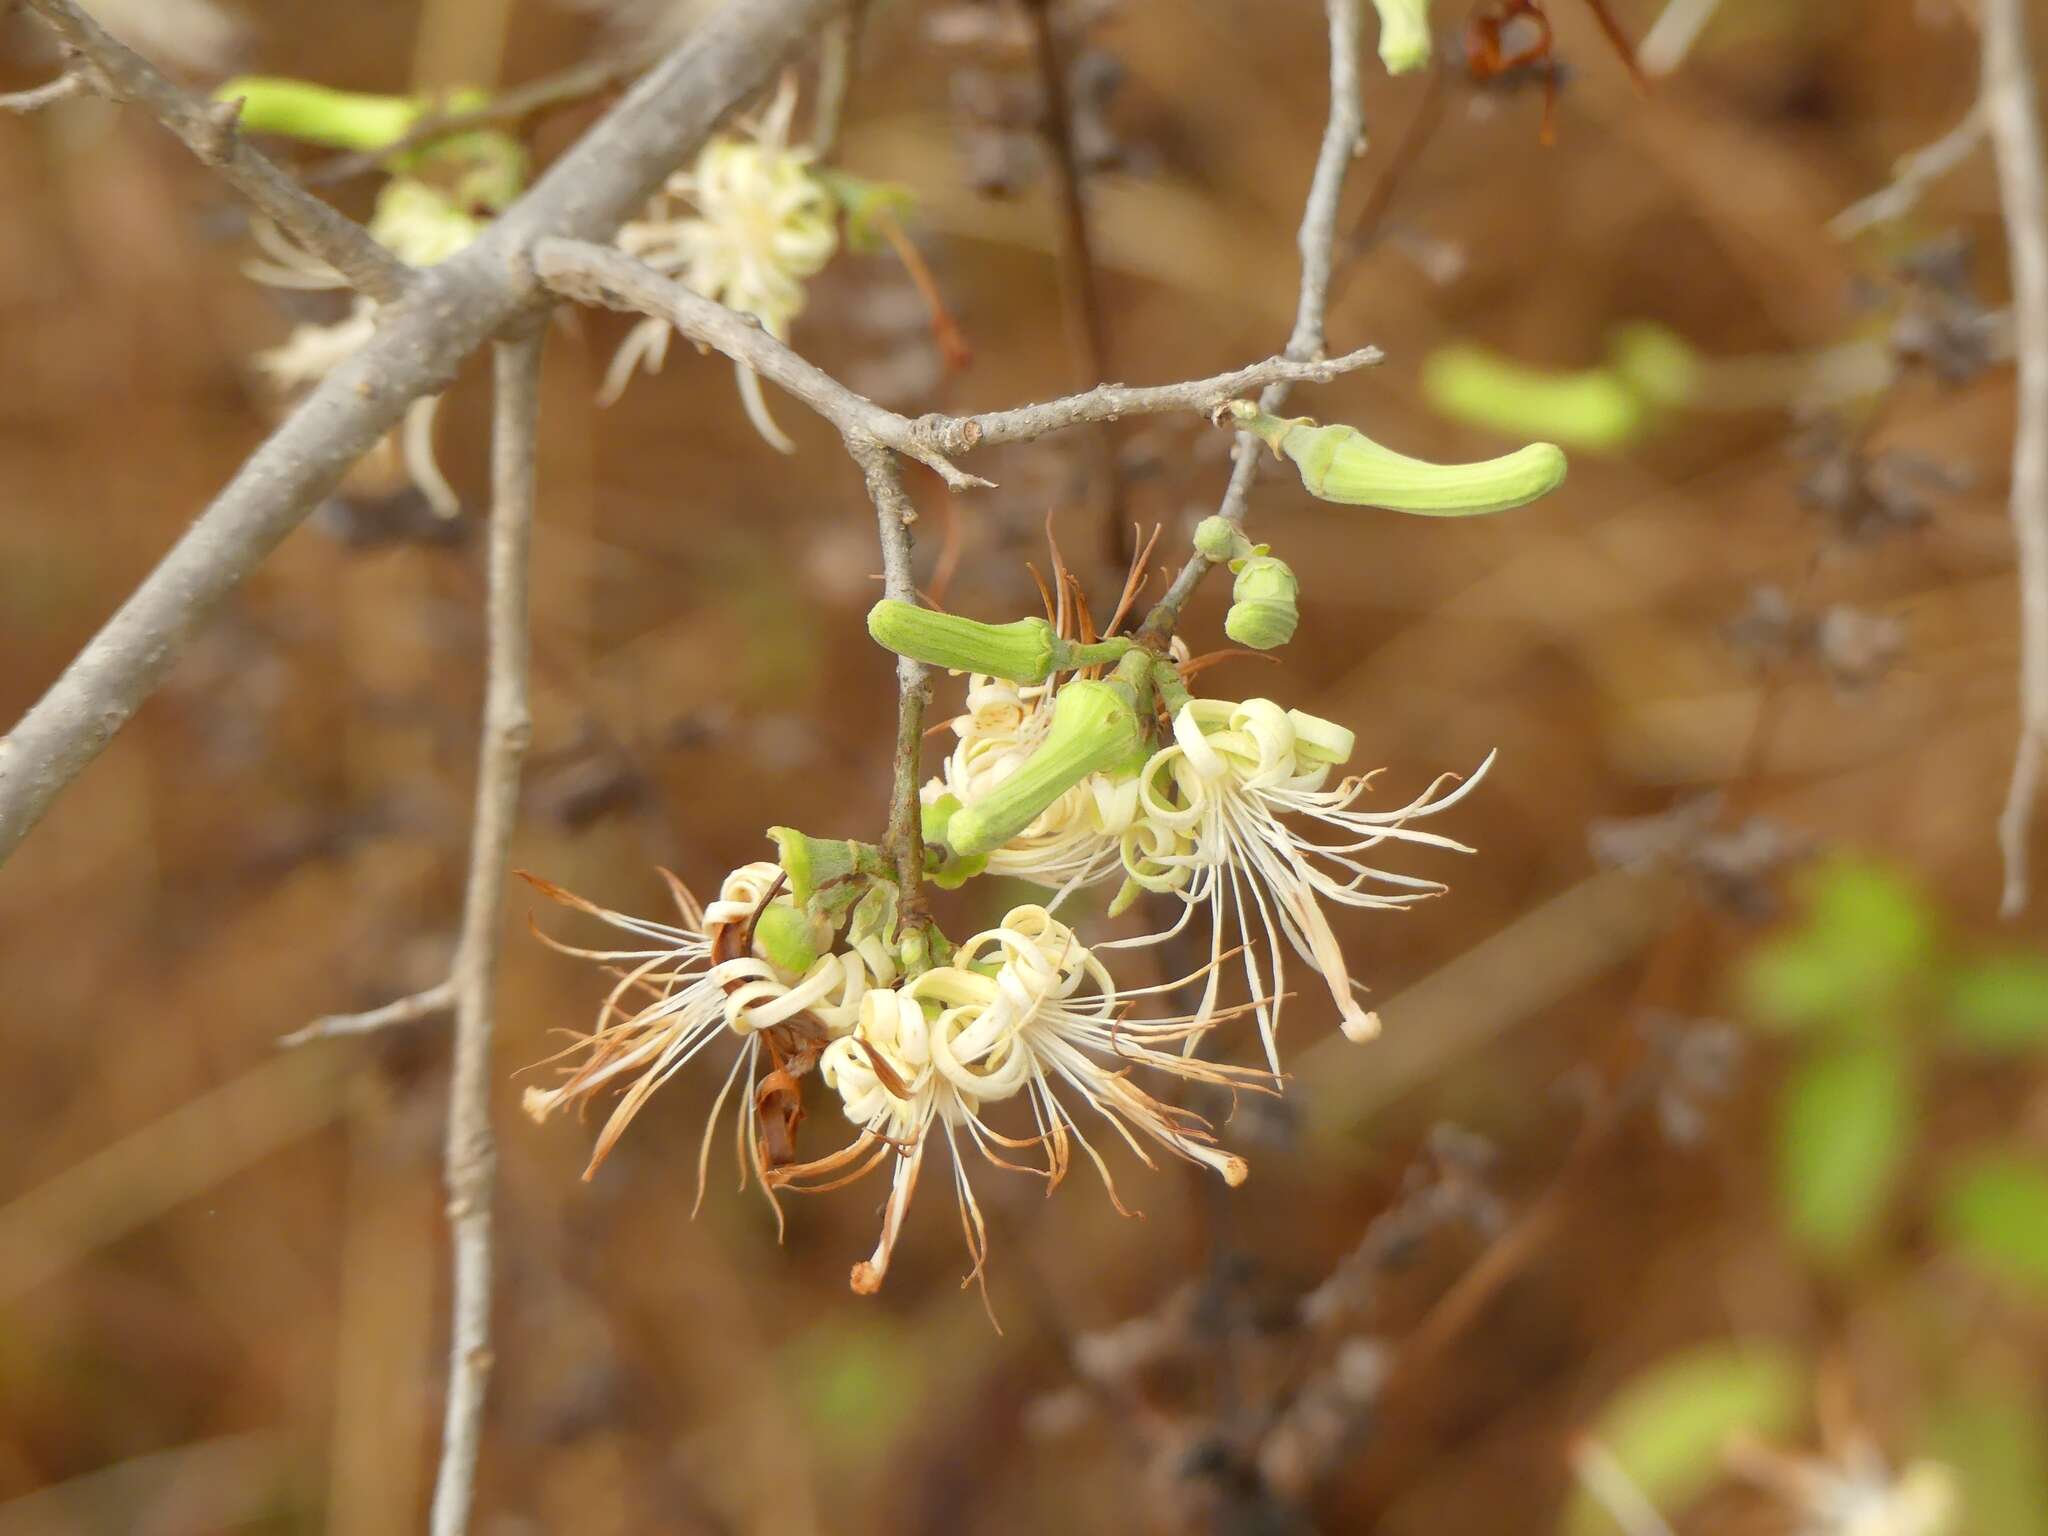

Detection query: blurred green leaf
xmin=1925 ymin=1372 xmax=2048 ymax=1536
xmin=1944 ymin=953 xmax=2048 ymax=1055
xmin=1561 ymin=1343 xmax=1804 ymax=1536
xmin=1938 ymin=1153 xmax=2048 ymax=1299
xmin=785 ymin=1317 xmax=920 ymax=1463
xmin=1775 ymin=1035 xmax=1914 ymax=1261
xmin=1741 ymin=858 xmax=1936 ymax=1033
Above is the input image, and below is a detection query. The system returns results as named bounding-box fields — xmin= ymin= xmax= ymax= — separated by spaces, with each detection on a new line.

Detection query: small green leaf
xmin=816 ymin=169 xmax=918 ymax=253
xmin=1944 ymin=953 xmax=2048 ymax=1054
xmin=1740 ymin=858 xmax=1937 ymax=1033
xmin=1561 ymin=1343 xmax=1804 ymax=1536
xmin=1938 ymin=1153 xmax=2048 ymax=1299
xmin=1775 ymin=1035 xmax=1914 ymax=1261
xmin=1924 ymin=1373 xmax=2048 ymax=1536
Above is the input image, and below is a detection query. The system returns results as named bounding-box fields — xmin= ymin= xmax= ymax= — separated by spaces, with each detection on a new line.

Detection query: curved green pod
xmin=214 ymin=78 xmax=423 ymax=151
xmin=944 ymin=679 xmax=1142 ymax=858
xmin=1422 ymin=344 xmax=1653 ymax=453
xmin=1226 ymin=402 xmax=1567 ymax=516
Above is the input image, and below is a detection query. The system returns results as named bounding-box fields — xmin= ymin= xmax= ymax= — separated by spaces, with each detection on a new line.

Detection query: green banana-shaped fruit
xmin=944 ymin=679 xmax=1143 ymax=858
xmin=1224 ymin=400 xmax=1567 ymax=516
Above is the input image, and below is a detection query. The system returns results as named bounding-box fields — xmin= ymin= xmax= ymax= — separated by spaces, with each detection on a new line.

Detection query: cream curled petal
xmin=1108 ymin=701 xmax=1492 ymax=1067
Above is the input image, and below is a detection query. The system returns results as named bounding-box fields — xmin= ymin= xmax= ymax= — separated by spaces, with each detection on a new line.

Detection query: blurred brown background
xmin=2 ymin=1 xmax=2044 ymax=1532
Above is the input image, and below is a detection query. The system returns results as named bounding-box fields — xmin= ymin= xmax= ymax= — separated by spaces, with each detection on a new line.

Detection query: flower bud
xmin=1372 ymin=0 xmax=1433 ymax=73
xmin=920 ymin=797 xmax=990 ymax=888
xmin=867 ymin=600 xmax=1060 ymax=683
xmin=1193 ymin=515 xmax=1255 ymax=563
xmin=1224 ymin=401 xmax=1567 ymax=516
xmin=753 ymin=902 xmax=821 ymax=975
xmin=944 ymin=680 xmax=1144 ymax=857
xmin=767 ymin=827 xmax=880 ymax=907
xmin=1224 ymin=554 xmax=1302 ymax=650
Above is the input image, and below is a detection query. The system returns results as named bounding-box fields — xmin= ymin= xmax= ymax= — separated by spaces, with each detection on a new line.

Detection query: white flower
xmin=774 ymin=906 xmax=1262 ymax=1304
xmin=921 ymin=673 xmax=1138 ymax=896
xmin=601 ymin=80 xmax=839 ymax=448
xmin=521 ymin=862 xmax=897 ymax=1216
xmin=243 ymin=181 xmax=485 ymax=518
xmin=1112 ymin=698 xmax=1491 ymax=1066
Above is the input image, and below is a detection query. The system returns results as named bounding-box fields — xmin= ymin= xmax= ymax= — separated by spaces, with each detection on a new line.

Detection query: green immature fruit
xmin=1423 ymin=344 xmax=1651 ymax=453
xmin=1226 ymin=402 xmax=1567 ymax=516
xmin=1372 ymin=0 xmax=1434 ymax=73
xmin=867 ymin=600 xmax=1060 ymax=682
xmin=944 ymin=680 xmax=1143 ymax=857
xmin=1224 ymin=555 xmax=1301 ymax=650
xmin=215 ymin=78 xmax=424 ymax=151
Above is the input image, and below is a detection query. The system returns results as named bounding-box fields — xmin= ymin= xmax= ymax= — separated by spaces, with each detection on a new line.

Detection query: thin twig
xmin=304 ymin=44 xmax=666 ymax=187
xmin=18 ymin=0 xmax=411 ymax=302
xmin=1829 ymin=103 xmax=1988 ymax=241
xmin=849 ymin=436 xmax=932 ymax=900
xmin=1141 ymin=0 xmax=1367 ymax=645
xmin=809 ymin=4 xmax=865 ymax=158
xmin=428 ymin=324 xmax=543 ymax=1536
xmin=0 ymin=70 xmax=87 ymax=114
xmin=1636 ymin=0 xmax=1725 ymax=78
xmin=532 ymin=235 xmax=1379 ymax=477
xmin=1022 ymin=0 xmax=1124 ymax=561
xmin=1986 ymin=0 xmax=2048 ymax=917
xmin=281 ymin=981 xmax=458 ymax=1047
xmin=0 ymin=0 xmax=846 ymax=872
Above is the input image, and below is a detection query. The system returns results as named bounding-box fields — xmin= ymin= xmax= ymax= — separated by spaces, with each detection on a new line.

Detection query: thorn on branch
xmin=196 ymin=94 xmax=244 ymax=164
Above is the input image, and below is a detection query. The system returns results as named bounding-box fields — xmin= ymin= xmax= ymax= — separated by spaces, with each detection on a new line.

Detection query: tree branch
xmin=0 ymin=70 xmax=88 ymax=114
xmin=532 ymin=236 xmax=1378 ymax=472
xmin=279 ymin=981 xmax=457 ymax=1047
xmin=0 ymin=0 xmax=847 ymax=873
xmin=428 ymin=324 xmax=542 ymax=1536
xmin=1140 ymin=0 xmax=1366 ymax=644
xmin=1986 ymin=0 xmax=2048 ymax=917
xmin=849 ymin=436 xmax=932 ymax=901
xmin=1830 ymin=103 xmax=1987 ymax=241
xmin=18 ymin=0 xmax=412 ymax=302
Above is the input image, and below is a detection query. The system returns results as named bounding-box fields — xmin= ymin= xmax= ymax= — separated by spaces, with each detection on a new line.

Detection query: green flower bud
xmin=920 ymin=797 xmax=990 ymax=888
xmin=1224 ymin=554 xmax=1301 ymax=650
xmin=945 ymin=679 xmax=1144 ymax=857
xmin=215 ymin=77 xmax=422 ymax=151
xmin=766 ymin=827 xmax=892 ymax=913
xmin=1226 ymin=401 xmax=1567 ymax=516
xmin=1422 ymin=344 xmax=1650 ymax=453
xmin=868 ymin=600 xmax=1060 ymax=682
xmin=1372 ymin=0 xmax=1434 ymax=74
xmin=753 ymin=902 xmax=820 ymax=975
xmin=1193 ymin=515 xmax=1256 ymax=563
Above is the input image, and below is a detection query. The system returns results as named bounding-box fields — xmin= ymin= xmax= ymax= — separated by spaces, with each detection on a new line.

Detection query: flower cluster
xmin=924 ymin=672 xmax=1490 ymax=1067
xmin=528 ymin=425 xmax=1538 ymax=1310
xmin=526 ymin=863 xmax=1259 ymax=1306
xmin=600 ymin=79 xmax=839 ymax=448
